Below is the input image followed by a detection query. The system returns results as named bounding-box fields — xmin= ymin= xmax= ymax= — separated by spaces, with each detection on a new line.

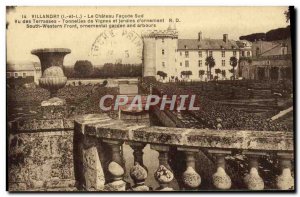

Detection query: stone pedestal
xmin=40 ymin=98 xmax=68 ymax=119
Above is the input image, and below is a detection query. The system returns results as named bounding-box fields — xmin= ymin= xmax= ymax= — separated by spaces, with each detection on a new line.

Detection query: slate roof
xmin=177 ymin=39 xmax=239 ymax=50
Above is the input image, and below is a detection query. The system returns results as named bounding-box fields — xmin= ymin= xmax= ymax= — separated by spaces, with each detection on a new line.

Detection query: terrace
xmin=8 ymin=78 xmax=294 ymax=191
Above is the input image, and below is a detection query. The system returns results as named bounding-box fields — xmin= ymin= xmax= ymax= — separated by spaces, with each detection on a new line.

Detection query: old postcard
xmin=6 ymin=6 xmax=294 ymax=192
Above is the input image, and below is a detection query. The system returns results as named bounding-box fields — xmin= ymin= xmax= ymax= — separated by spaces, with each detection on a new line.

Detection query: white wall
xmin=177 ymin=50 xmax=240 ymax=80
xmin=155 ymin=37 xmax=178 ymax=80
xmin=7 ymin=71 xmax=35 ymax=78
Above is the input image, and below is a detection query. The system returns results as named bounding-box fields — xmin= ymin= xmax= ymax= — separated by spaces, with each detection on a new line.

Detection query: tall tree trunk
xmin=207 ymin=65 xmax=209 ymax=81
xmin=233 ymin=67 xmax=235 ymax=80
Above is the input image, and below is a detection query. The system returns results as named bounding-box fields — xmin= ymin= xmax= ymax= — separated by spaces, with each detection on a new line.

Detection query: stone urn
xmin=31 ymin=48 xmax=71 ymax=105
xmin=39 ymin=66 xmax=67 ymax=98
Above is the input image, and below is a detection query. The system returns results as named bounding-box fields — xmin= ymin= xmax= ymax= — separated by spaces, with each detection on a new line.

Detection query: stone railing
xmin=74 ymin=114 xmax=294 ymax=191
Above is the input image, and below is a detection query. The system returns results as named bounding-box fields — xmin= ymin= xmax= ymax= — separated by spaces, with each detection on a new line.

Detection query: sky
xmin=6 ymin=6 xmax=289 ymax=66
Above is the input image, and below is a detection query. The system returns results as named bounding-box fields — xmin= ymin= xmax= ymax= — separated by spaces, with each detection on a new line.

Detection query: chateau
xmin=142 ymin=25 xmax=252 ymax=81
xmin=239 ymin=38 xmax=292 ymax=81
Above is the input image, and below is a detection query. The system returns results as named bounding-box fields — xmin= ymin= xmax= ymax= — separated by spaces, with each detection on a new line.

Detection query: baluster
xmin=208 ymin=149 xmax=231 ymax=190
xmin=276 ymin=152 xmax=294 ymax=190
xmin=128 ymin=142 xmax=146 ymax=166
xmin=103 ymin=139 xmax=126 ymax=191
xmin=243 ymin=151 xmax=265 ymax=190
xmin=178 ymin=147 xmax=201 ymax=190
xmin=127 ymin=142 xmax=149 ymax=191
xmin=151 ymin=144 xmax=174 ymax=191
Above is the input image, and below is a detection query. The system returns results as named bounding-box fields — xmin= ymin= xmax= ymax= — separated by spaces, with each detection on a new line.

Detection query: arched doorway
xmin=257 ymin=67 xmax=265 ymax=80
xmin=270 ymin=67 xmax=279 ymax=81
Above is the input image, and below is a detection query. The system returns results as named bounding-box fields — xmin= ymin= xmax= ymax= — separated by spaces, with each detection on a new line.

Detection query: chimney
xmin=198 ymin=32 xmax=202 ymax=41
xmin=223 ymin=34 xmax=228 ymax=43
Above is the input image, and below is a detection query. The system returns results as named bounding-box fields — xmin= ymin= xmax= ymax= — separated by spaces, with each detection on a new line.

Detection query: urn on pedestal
xmin=31 ymin=48 xmax=71 ymax=106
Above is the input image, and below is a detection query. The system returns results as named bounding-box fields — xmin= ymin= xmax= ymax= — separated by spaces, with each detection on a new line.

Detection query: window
xmin=162 ymin=49 xmax=165 ymax=55
xmin=198 ymin=60 xmax=202 ymax=67
xmin=184 ymin=45 xmax=187 ymax=49
xmin=14 ymin=73 xmax=18 ymax=77
xmin=185 ymin=51 xmax=189 ymax=58
xmin=198 ymin=51 xmax=202 ymax=57
xmin=162 ymin=62 xmax=165 ymax=67
xmin=233 ymin=50 xmax=237 ymax=56
xmin=242 ymin=51 xmax=245 ymax=57
xmin=222 ymin=60 xmax=226 ymax=66
xmin=162 ymin=38 xmax=164 ymax=43
xmin=222 ymin=51 xmax=225 ymax=57
xmin=6 ymin=73 xmax=10 ymax=78
xmin=281 ymin=47 xmax=287 ymax=55
xmin=185 ymin=60 xmax=189 ymax=67
xmin=180 ymin=52 xmax=182 ymax=56
xmin=180 ymin=62 xmax=182 ymax=66
xmin=256 ymin=47 xmax=260 ymax=56
xmin=209 ymin=51 xmax=213 ymax=57
xmin=247 ymin=51 xmax=250 ymax=57
xmin=23 ymin=73 xmax=26 ymax=77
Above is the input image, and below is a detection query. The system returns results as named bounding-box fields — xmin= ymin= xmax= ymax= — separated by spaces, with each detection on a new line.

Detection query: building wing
xmin=177 ymin=39 xmax=239 ymax=50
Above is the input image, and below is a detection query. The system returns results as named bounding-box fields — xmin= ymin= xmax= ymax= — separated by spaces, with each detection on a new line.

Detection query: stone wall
xmin=8 ymin=118 xmax=76 ymax=191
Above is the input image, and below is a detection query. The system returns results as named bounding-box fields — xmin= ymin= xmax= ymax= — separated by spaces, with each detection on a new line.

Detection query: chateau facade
xmin=142 ymin=26 xmax=252 ymax=81
xmin=7 ymin=62 xmax=42 ymax=85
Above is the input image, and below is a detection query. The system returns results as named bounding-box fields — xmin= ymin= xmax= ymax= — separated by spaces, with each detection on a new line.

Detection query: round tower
xmin=142 ymin=27 xmax=178 ymax=79
xmin=142 ymin=34 xmax=156 ymax=77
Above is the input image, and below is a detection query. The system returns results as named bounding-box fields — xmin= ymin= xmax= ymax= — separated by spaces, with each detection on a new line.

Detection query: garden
xmin=141 ymin=77 xmax=293 ymax=132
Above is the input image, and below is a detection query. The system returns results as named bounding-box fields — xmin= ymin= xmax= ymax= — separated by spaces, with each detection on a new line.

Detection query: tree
xmin=240 ymin=26 xmax=290 ymax=42
xmin=265 ymin=26 xmax=290 ymax=41
xmin=181 ymin=71 xmax=192 ymax=79
xmin=215 ymin=69 xmax=221 ymax=80
xmin=239 ymin=33 xmax=266 ymax=42
xmin=74 ymin=60 xmax=93 ymax=78
xmin=205 ymin=56 xmax=215 ymax=80
xmin=186 ymin=71 xmax=192 ymax=78
xmin=95 ymin=63 xmax=142 ymax=78
xmin=221 ymin=70 xmax=226 ymax=79
xmin=230 ymin=56 xmax=238 ymax=80
xmin=157 ymin=71 xmax=167 ymax=80
xmin=199 ymin=70 xmax=205 ymax=80
xmin=229 ymin=68 xmax=235 ymax=80
xmin=284 ymin=8 xmax=290 ymax=23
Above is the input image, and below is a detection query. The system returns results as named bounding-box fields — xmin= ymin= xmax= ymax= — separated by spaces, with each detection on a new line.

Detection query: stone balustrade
xmin=74 ymin=114 xmax=294 ymax=191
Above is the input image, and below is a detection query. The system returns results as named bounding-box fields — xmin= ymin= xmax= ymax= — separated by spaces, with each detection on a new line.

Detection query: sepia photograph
xmin=6 ymin=6 xmax=295 ymax=192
